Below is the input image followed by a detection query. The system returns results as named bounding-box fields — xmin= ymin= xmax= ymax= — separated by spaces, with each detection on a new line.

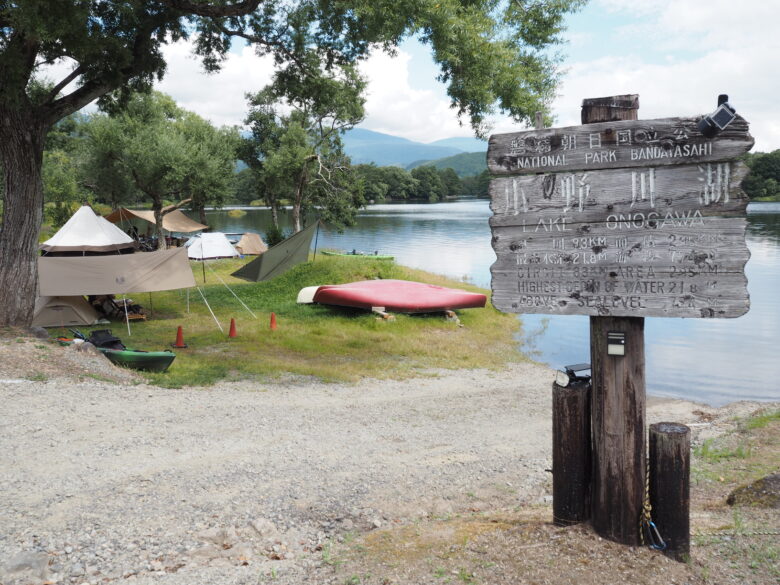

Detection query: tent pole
xmin=202 ymin=260 xmax=206 ymax=283
xmin=122 ymin=294 xmax=131 ymax=336
xmin=313 ymin=220 xmax=320 ymax=261
xmin=205 ymin=262 xmax=257 ymax=319
xmin=197 ymin=287 xmax=224 ymax=333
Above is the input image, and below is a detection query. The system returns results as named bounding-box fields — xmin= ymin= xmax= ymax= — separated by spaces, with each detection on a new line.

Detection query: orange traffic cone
xmin=172 ymin=325 xmax=188 ymax=348
xmin=270 ymin=312 xmax=277 ymax=331
xmin=228 ymin=318 xmax=237 ymax=338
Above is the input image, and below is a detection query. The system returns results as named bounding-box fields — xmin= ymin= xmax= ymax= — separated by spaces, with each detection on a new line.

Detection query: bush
xmin=265 ymin=224 xmax=291 ymax=246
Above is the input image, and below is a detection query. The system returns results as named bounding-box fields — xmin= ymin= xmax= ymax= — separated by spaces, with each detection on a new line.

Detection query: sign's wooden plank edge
xmin=487 ymin=115 xmax=754 ymax=175
xmin=489 ymin=161 xmax=750 ymax=224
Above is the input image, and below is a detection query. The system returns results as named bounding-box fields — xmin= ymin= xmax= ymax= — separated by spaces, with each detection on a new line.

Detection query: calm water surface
xmin=207 ymin=200 xmax=780 ymax=406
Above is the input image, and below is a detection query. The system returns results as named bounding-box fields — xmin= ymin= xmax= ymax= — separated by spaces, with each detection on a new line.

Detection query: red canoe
xmin=308 ymin=279 xmax=487 ymax=313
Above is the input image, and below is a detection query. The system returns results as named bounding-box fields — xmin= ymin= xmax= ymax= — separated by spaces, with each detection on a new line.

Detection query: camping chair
xmin=90 ymin=295 xmax=147 ymax=321
xmin=87 ymin=329 xmax=125 ymax=350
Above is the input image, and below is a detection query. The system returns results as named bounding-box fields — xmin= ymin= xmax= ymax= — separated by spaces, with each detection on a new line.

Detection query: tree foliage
xmin=411 ymin=165 xmax=447 ymax=202
xmin=81 ymin=92 xmax=239 ymax=245
xmin=42 ymin=149 xmax=85 ymax=228
xmin=354 ymin=163 xmax=472 ymax=202
xmin=242 ymin=57 xmax=367 ymax=232
xmin=742 ymin=150 xmax=780 ymax=201
xmin=460 ymin=170 xmax=492 ymax=198
xmin=0 ymin=0 xmax=584 ymax=326
xmin=232 ymin=167 xmax=258 ymax=205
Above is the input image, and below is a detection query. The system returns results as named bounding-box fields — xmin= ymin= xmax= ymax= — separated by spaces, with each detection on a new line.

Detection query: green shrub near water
xmin=52 ymin=255 xmax=524 ymax=388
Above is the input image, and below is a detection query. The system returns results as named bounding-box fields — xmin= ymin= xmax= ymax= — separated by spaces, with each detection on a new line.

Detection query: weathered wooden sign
xmin=488 ymin=115 xmax=754 ymax=318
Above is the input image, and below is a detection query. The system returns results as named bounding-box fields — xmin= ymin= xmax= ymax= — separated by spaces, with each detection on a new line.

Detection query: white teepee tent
xmin=41 ymin=206 xmax=136 ymax=254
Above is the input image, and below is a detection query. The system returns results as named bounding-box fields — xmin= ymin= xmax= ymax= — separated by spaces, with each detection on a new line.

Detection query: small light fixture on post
xmin=698 ymin=94 xmax=737 ymax=138
xmin=555 ymin=363 xmax=592 ymax=387
xmin=607 ymin=332 xmax=626 ymax=356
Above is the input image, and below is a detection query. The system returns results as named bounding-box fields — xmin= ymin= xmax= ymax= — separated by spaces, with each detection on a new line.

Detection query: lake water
xmin=206 ymin=200 xmax=780 ymax=406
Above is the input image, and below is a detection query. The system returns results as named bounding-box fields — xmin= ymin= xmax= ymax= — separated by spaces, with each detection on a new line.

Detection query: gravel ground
xmin=0 ymin=339 xmax=773 ymax=585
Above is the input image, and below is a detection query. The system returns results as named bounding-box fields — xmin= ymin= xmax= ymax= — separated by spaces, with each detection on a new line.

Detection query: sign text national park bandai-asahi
xmin=487 ymin=113 xmax=754 ymax=318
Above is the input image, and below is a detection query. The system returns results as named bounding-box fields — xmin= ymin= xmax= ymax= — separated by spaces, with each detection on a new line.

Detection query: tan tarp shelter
xmin=104 ymin=208 xmax=208 ymax=233
xmin=32 ymin=296 xmax=99 ymax=328
xmin=41 ymin=205 xmax=136 ymax=253
xmin=234 ymin=233 xmax=268 ymax=256
xmin=38 ymin=248 xmax=196 ymax=296
xmin=232 ymin=222 xmax=318 ymax=282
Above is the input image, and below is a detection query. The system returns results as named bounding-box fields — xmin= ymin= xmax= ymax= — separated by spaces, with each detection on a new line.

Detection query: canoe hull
xmin=311 ymin=279 xmax=487 ymax=313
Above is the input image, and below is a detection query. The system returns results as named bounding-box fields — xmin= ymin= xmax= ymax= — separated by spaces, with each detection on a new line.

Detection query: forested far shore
xmin=1 ymin=97 xmax=776 ymax=238
xmin=741 ymin=150 xmax=780 ymax=201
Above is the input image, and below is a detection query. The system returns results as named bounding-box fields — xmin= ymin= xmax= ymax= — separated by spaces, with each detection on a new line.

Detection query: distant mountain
xmin=428 ymin=137 xmax=487 ymax=153
xmin=342 ymin=128 xmax=463 ymax=167
xmin=234 ymin=127 xmax=489 ymax=170
xmin=407 ymin=152 xmax=488 ymax=177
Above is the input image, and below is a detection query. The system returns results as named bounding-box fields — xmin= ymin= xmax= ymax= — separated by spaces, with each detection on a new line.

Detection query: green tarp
xmin=231 ymin=222 xmax=318 ymax=282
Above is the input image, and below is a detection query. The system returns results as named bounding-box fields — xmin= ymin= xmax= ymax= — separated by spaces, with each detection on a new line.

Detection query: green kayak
xmin=57 ymin=330 xmax=176 ymax=372
xmin=321 ymin=250 xmax=394 ymax=260
xmin=99 ymin=347 xmax=176 ymax=372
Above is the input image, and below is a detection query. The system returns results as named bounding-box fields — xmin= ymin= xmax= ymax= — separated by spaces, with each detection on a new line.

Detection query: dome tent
xmin=32 ymin=295 xmax=100 ymax=328
xmin=185 ymin=232 xmax=240 ymax=260
xmin=234 ymin=232 xmax=268 ymax=256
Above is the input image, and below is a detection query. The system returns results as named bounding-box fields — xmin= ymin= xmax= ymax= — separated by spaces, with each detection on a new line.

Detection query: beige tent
xmin=234 ymin=233 xmax=268 ymax=256
xmin=104 ymin=207 xmax=208 ymax=233
xmin=38 ymin=248 xmax=196 ymax=296
xmin=41 ymin=205 xmax=136 ymax=253
xmin=32 ymin=296 xmax=99 ymax=328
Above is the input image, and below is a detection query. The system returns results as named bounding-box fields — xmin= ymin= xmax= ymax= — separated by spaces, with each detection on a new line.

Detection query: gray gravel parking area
xmin=1 ymin=357 xmax=759 ymax=585
xmin=1 ymin=362 xmax=555 ymax=585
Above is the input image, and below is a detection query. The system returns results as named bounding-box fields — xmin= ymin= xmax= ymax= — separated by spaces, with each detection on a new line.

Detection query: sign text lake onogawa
xmin=487 ymin=114 xmax=755 ymax=318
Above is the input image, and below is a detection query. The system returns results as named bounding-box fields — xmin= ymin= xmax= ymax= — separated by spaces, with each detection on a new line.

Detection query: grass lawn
xmin=51 ymin=255 xmax=525 ymax=387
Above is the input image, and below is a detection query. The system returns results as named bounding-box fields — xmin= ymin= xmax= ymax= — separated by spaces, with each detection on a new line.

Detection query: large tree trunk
xmin=291 ymin=171 xmax=307 ymax=233
xmin=291 ymin=201 xmax=302 ymax=233
xmin=151 ymin=197 xmax=167 ymax=250
xmin=0 ymin=108 xmax=47 ymax=327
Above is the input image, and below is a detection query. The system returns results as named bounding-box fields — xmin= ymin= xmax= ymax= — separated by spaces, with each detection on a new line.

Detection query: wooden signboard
xmin=488 ymin=116 xmax=754 ymax=318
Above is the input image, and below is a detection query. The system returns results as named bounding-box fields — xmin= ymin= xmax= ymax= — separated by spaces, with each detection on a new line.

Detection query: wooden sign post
xmin=487 ymin=95 xmax=753 ymax=545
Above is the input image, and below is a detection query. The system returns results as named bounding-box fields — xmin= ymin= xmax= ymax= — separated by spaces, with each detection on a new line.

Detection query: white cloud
xmin=600 ymin=0 xmax=780 ymax=50
xmin=541 ymin=0 xmax=780 ymax=151
xmin=358 ymin=50 xmax=471 ymax=143
xmin=37 ymin=4 xmax=780 ymax=151
xmin=155 ymin=41 xmax=275 ymax=128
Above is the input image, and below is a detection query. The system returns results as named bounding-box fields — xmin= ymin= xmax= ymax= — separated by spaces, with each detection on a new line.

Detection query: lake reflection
xmin=206 ymin=200 xmax=780 ymax=406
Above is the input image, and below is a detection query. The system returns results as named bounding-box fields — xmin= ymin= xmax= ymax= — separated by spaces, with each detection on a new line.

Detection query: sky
xmin=56 ymin=0 xmax=780 ymax=152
